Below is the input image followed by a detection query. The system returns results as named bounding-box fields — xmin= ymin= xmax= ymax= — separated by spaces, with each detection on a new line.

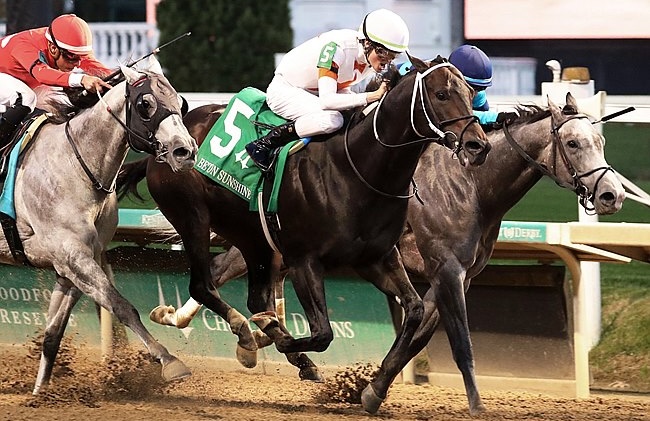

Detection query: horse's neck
xmin=474 ymin=119 xmax=551 ymax=217
xmin=48 ymin=86 xmax=131 ymax=191
xmin=342 ymin=91 xmax=423 ymax=193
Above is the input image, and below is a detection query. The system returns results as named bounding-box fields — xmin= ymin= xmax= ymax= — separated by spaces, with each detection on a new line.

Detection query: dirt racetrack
xmin=1 ymin=343 xmax=648 ymax=421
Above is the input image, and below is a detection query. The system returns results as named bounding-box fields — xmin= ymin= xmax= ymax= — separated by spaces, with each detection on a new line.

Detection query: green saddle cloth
xmin=194 ymin=87 xmax=298 ymax=212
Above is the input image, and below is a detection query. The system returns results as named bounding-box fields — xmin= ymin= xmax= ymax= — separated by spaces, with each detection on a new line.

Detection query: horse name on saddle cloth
xmin=194 ymin=87 xmax=298 ymax=212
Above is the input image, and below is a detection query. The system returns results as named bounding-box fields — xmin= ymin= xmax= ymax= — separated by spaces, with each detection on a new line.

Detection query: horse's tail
xmin=117 ymin=157 xmax=149 ymax=201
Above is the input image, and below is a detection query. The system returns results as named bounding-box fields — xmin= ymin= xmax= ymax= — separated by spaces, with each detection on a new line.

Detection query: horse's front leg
xmin=353 ymin=247 xmax=423 ymax=414
xmin=434 ymin=264 xmax=485 ymax=416
xmin=53 ymin=242 xmax=191 ymax=384
xmin=33 ymin=275 xmax=82 ymax=394
xmin=250 ymin=257 xmax=333 ymax=354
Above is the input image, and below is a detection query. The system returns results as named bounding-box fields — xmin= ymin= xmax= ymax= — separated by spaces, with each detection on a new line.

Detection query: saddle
xmin=0 ymin=111 xmax=48 ymax=265
xmin=0 ymin=110 xmax=47 ymax=183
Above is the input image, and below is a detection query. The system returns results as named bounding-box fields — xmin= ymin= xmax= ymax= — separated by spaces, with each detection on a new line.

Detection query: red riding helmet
xmin=45 ymin=14 xmax=93 ymax=56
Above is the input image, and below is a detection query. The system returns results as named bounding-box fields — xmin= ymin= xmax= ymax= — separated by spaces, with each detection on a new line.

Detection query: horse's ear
xmin=548 ymin=95 xmax=563 ymax=121
xmin=121 ymin=64 xmax=142 ymax=84
xmin=142 ymin=55 xmax=164 ymax=76
xmin=562 ymin=92 xmax=579 ymax=115
xmin=406 ymin=53 xmax=428 ymax=72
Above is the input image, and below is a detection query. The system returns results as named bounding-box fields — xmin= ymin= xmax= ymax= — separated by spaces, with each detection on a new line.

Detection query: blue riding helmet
xmin=449 ymin=44 xmax=492 ymax=88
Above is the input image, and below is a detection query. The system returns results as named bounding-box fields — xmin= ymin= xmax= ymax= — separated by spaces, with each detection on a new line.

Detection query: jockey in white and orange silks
xmin=0 ymin=14 xmax=112 ymax=145
xmin=245 ymin=8 xmax=410 ymax=172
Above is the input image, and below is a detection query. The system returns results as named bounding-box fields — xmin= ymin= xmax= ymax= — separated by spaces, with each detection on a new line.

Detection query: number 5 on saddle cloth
xmin=194 ymin=87 xmax=310 ymax=214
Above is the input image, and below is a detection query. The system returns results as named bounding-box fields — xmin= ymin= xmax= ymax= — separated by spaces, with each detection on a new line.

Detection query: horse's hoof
xmin=236 ymin=343 xmax=258 ymax=368
xmin=149 ymin=305 xmax=176 ymax=326
xmin=361 ymin=384 xmax=384 ymax=414
xmin=161 ymin=356 xmax=191 ymax=381
xmin=299 ymin=367 xmax=324 ymax=382
xmin=469 ymin=402 xmax=487 ymax=417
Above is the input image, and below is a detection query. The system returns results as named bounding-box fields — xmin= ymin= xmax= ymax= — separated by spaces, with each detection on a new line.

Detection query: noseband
xmin=65 ymin=73 xmax=178 ymax=193
xmin=502 ymin=112 xmax=614 ymax=212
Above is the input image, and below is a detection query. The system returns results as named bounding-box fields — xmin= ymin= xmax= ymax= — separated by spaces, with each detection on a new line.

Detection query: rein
xmin=502 ymin=113 xmax=614 ymax=212
xmin=64 ymin=120 xmax=116 ymax=193
xmin=343 ymin=62 xmax=476 ymax=200
xmin=65 ymin=74 xmax=177 ymax=194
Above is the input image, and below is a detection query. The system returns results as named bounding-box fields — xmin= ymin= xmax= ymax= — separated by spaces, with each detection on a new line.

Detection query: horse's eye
xmin=136 ymin=93 xmax=158 ymax=120
xmin=436 ymin=92 xmax=448 ymax=101
xmin=567 ymin=140 xmax=579 ymax=148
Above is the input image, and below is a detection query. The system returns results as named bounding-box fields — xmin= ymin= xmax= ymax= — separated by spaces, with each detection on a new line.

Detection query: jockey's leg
xmin=0 ymin=93 xmax=30 ymax=149
xmin=245 ymin=121 xmax=299 ymax=172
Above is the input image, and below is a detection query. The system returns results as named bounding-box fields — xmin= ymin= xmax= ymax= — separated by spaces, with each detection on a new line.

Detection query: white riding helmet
xmin=358 ymin=9 xmax=409 ymax=53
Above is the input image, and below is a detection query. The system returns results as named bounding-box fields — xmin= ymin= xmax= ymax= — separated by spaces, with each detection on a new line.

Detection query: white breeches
xmin=0 ymin=73 xmax=37 ymax=112
xmin=0 ymin=73 xmax=72 ymax=113
xmin=266 ymin=75 xmax=344 ymax=138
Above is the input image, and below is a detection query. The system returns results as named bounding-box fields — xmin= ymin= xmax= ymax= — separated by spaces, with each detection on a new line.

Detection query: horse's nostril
xmin=599 ymin=191 xmax=616 ymax=206
xmin=464 ymin=140 xmax=488 ymax=154
xmin=173 ymin=147 xmax=191 ymax=159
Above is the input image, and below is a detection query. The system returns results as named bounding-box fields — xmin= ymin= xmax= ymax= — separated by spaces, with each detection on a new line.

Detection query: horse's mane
xmin=509 ymin=104 xmax=550 ymax=126
xmin=45 ymin=101 xmax=80 ymax=124
xmin=46 ymin=73 xmax=127 ymax=124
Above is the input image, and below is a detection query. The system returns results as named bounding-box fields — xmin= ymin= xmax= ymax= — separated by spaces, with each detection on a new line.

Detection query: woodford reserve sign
xmin=0 ymin=247 xmax=396 ymax=368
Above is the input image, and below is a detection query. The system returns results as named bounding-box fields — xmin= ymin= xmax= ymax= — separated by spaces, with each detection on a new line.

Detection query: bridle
xmin=409 ymin=62 xmax=479 ymax=154
xmin=65 ymin=72 xmax=177 ymax=193
xmin=344 ymin=62 xmax=478 ymax=199
xmin=502 ymin=112 xmax=614 ymax=213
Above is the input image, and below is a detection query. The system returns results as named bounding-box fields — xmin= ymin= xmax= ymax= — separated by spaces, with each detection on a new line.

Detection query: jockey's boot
xmin=245 ymin=121 xmax=299 ymax=173
xmin=0 ymin=94 xmax=31 ymax=149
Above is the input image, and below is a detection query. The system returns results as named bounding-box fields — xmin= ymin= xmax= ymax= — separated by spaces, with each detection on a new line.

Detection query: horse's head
xmin=119 ymin=56 xmax=198 ymax=172
xmin=407 ymin=55 xmax=490 ymax=166
xmin=542 ymin=92 xmax=625 ymax=214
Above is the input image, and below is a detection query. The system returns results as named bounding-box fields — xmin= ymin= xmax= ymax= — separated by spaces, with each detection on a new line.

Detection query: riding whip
xmin=592 ymin=106 xmax=635 ymax=124
xmin=101 ymin=31 xmax=192 ymax=83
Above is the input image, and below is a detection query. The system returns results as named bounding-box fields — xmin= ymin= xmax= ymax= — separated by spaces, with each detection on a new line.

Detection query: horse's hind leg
xmin=33 ymin=275 xmax=81 ymax=394
xmin=149 ymin=245 xmax=248 ymax=328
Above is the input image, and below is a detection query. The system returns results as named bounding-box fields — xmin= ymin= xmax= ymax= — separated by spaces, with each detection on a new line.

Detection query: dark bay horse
xmin=144 ymin=92 xmax=625 ymax=416
xmin=117 ymin=56 xmax=490 ymax=413
xmin=0 ymin=56 xmax=198 ymax=394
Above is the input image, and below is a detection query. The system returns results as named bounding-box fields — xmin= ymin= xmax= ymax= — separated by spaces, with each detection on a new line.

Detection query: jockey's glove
xmin=496 ymin=111 xmax=519 ymax=126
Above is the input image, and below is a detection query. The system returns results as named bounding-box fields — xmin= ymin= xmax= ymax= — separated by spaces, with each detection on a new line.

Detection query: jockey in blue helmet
xmin=449 ymin=44 xmax=517 ymax=127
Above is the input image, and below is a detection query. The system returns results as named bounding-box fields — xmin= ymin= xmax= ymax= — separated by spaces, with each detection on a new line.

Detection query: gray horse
xmin=146 ymin=93 xmax=624 ymax=415
xmin=0 ymin=56 xmax=198 ymax=394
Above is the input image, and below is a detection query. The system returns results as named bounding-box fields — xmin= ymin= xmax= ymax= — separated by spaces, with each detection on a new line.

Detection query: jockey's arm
xmin=317 ymin=75 xmax=386 ymax=111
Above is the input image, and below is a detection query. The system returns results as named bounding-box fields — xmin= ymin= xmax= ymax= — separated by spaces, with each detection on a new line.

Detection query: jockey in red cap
xmin=0 ymin=14 xmax=113 ymax=146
